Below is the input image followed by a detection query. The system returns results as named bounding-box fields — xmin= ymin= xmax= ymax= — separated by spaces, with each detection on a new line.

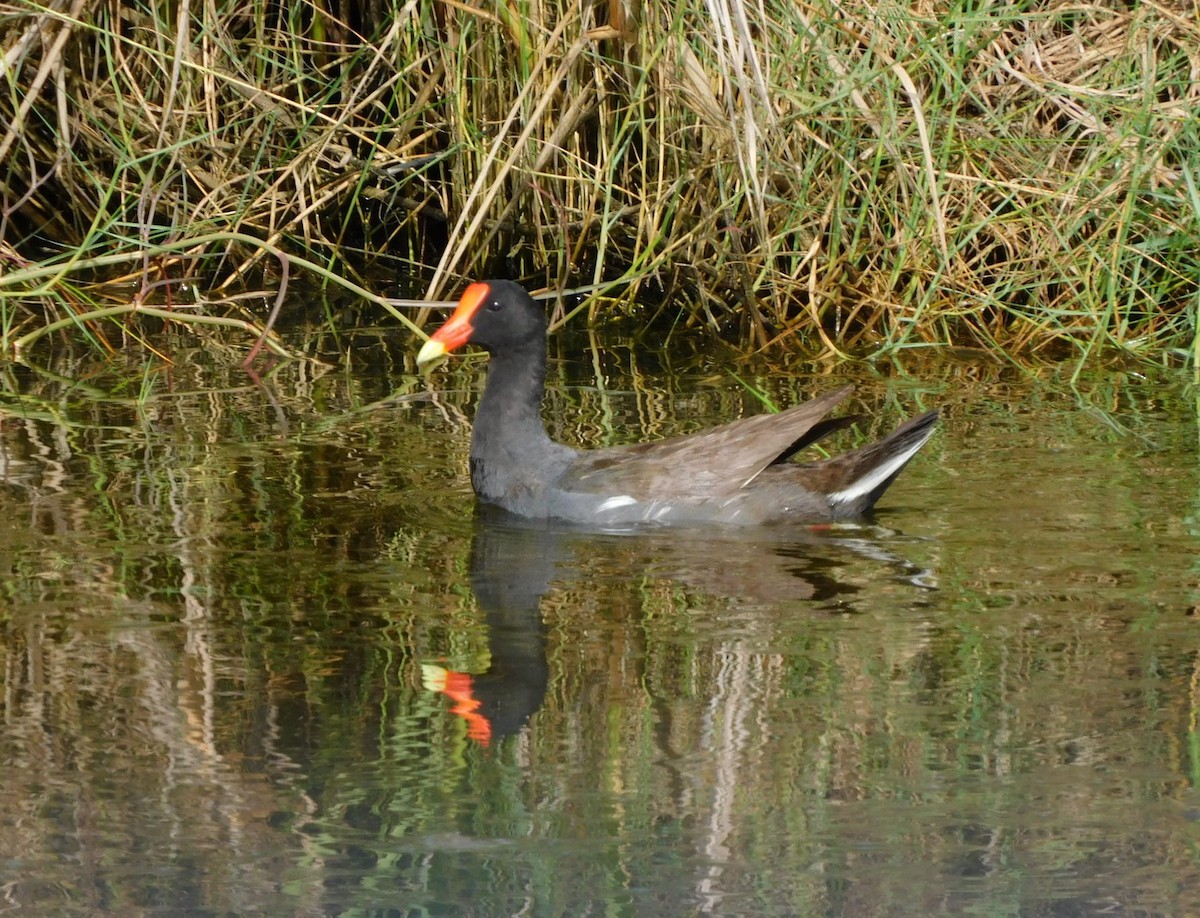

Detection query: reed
xmin=2 ymin=0 xmax=1197 ymax=368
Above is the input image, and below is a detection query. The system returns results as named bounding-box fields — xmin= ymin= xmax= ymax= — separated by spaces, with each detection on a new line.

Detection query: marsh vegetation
xmin=2 ymin=0 xmax=1198 ymax=367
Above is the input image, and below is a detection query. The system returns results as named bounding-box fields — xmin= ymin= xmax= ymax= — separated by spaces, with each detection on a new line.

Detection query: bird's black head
xmin=417 ymin=279 xmax=547 ymax=363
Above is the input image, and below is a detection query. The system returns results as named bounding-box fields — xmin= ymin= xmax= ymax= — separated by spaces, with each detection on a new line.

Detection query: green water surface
xmin=1 ymin=336 xmax=1197 ymax=916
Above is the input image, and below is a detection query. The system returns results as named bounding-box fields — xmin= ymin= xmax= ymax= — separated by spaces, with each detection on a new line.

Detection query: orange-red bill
xmin=416 ymin=282 xmax=491 ymax=364
xmin=422 ymin=663 xmax=492 ymax=746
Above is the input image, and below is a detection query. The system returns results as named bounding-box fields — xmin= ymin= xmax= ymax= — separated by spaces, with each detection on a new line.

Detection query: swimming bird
xmin=417 ymin=280 xmax=937 ymax=527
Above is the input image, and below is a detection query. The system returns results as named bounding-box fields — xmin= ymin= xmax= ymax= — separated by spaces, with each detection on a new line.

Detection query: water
xmin=1 ymin=336 xmax=1198 ymax=915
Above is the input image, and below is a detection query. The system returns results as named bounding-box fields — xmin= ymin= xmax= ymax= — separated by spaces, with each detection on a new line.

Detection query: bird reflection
xmin=422 ymin=508 xmax=561 ymax=746
xmin=423 ymin=507 xmax=934 ymax=745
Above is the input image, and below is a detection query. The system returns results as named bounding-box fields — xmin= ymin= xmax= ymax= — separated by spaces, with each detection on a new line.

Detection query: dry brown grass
xmin=1 ymin=0 xmax=1198 ymax=367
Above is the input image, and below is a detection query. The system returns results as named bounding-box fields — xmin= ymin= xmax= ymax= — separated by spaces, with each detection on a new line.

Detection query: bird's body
xmin=418 ymin=280 xmax=937 ymax=527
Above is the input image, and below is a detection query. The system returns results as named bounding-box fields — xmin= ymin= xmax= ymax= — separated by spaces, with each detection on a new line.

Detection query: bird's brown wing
xmin=558 ymin=386 xmax=854 ymax=500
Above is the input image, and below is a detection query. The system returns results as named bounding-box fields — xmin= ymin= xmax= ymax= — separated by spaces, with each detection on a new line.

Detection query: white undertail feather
xmin=827 ymin=430 xmax=934 ymax=506
xmin=597 ymin=495 xmax=638 ymax=512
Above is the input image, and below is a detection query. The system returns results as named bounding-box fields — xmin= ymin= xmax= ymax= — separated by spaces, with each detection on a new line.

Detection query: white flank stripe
xmin=597 ymin=495 xmax=638 ymax=512
xmin=829 ymin=436 xmax=930 ymax=505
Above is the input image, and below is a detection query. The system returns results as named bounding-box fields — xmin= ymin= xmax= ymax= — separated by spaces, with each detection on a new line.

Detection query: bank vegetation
xmin=1 ymin=0 xmax=1197 ymax=368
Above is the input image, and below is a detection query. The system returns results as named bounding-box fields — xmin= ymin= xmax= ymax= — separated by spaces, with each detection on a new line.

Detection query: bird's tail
xmin=823 ymin=409 xmax=939 ymax=517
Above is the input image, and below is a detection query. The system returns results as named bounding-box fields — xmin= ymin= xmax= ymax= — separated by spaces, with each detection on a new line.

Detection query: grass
xmin=1 ymin=0 xmax=1198 ymax=373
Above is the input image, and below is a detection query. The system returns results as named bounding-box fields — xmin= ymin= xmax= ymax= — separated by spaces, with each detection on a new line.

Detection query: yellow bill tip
xmin=416 ymin=337 xmax=448 ymax=367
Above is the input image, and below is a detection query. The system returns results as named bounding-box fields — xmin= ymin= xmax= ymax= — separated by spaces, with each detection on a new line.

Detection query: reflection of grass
xmin=2 ymin=1 xmax=1198 ymax=368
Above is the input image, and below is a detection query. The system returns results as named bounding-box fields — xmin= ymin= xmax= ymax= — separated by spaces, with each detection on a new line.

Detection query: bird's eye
xmin=486 ymin=299 xmax=503 ymax=312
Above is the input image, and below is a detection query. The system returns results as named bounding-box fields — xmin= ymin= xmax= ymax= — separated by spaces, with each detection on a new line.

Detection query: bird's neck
xmin=471 ymin=347 xmax=556 ymax=464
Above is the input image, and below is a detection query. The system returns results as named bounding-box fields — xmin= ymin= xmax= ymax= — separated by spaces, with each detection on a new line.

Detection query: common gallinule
xmin=417 ymin=280 xmax=938 ymax=526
